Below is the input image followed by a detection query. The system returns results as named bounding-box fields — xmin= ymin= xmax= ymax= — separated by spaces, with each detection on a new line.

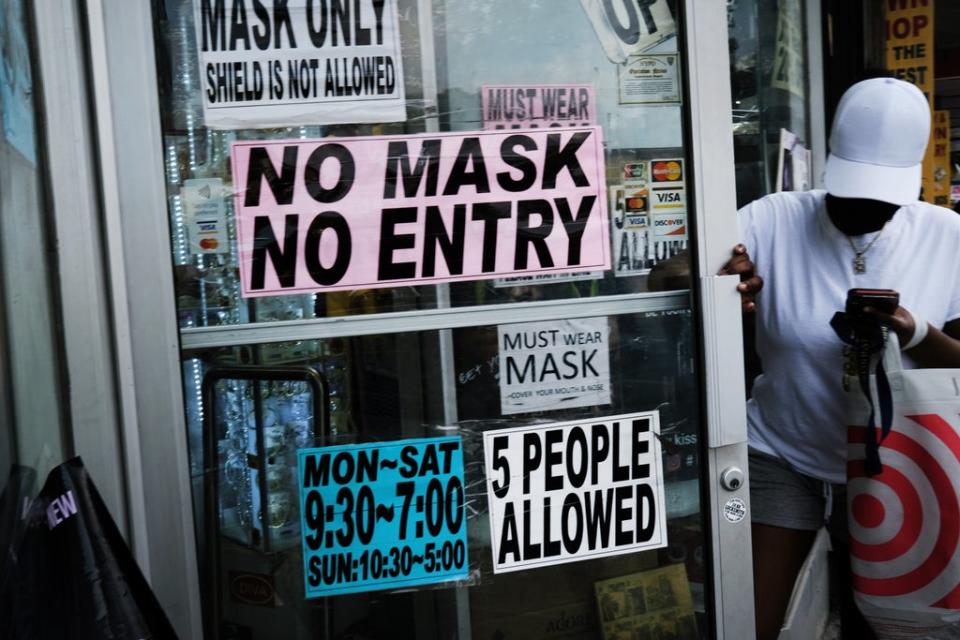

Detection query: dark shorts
xmin=749 ymin=449 xmax=848 ymax=540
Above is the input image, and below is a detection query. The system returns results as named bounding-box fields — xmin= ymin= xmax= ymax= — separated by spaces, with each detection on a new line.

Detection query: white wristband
xmin=902 ymin=311 xmax=929 ymax=351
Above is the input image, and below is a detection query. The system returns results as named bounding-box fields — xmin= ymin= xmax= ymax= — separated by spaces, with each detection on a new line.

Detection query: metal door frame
xmin=682 ymin=1 xmax=755 ymax=638
xmin=85 ymin=1 xmax=753 ymax=638
xmin=83 ymin=2 xmax=204 ymax=637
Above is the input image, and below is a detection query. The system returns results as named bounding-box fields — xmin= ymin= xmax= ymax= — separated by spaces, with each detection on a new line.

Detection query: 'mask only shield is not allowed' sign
xmin=483 ymin=412 xmax=667 ymax=573
xmin=193 ymin=0 xmax=406 ymax=128
xmin=231 ymin=127 xmax=610 ymax=297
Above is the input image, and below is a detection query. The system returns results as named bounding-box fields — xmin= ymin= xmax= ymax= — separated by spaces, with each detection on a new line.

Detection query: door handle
xmin=720 ymin=466 xmax=745 ymax=491
xmin=700 ymin=275 xmax=748 ymax=448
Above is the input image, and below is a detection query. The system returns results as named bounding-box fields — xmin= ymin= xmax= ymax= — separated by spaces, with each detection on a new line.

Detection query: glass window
xmin=152 ymin=0 xmax=692 ymax=328
xmin=183 ymin=306 xmax=706 ymax=638
xmin=728 ymin=0 xmax=810 ymax=207
xmin=153 ymin=2 xmax=710 ymax=639
xmin=0 ymin=0 xmax=67 ymax=484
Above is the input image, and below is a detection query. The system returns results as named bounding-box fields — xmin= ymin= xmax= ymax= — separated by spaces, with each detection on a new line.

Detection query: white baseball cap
xmin=824 ymin=77 xmax=930 ymax=205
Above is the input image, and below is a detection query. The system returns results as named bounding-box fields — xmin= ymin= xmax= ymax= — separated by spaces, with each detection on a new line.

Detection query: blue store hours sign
xmin=298 ymin=436 xmax=469 ymax=597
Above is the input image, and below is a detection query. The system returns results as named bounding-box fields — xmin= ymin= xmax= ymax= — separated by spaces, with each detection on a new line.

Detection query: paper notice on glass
xmin=497 ymin=317 xmax=611 ymax=415
xmin=182 ymin=178 xmax=230 ymax=255
xmin=775 ymin=129 xmax=811 ymax=192
xmin=771 ymin=0 xmax=805 ymax=99
xmin=933 ymin=110 xmax=951 ymax=207
xmin=618 ymin=55 xmax=681 ymax=105
xmin=595 ymin=564 xmax=699 ymax=640
xmin=231 ymin=127 xmax=611 ymax=297
xmin=612 ymin=227 xmax=652 ymax=276
xmin=298 ymin=437 xmax=469 ymax=597
xmin=482 ymin=84 xmax=597 ymax=130
xmin=611 ymin=185 xmax=652 ymax=276
xmin=192 ymin=0 xmax=406 ymax=129
xmin=483 ymin=412 xmax=668 ymax=573
xmin=493 ymin=272 xmax=603 ymax=288
xmin=579 ymin=0 xmax=676 ymax=64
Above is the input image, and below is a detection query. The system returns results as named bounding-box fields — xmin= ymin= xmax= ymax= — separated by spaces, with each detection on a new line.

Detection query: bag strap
xmin=882 ymin=328 xmax=904 ymax=374
xmin=831 ymin=311 xmax=894 ymax=475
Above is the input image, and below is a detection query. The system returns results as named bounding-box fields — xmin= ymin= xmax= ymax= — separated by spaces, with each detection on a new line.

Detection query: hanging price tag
xmin=298 ymin=437 xmax=469 ymax=597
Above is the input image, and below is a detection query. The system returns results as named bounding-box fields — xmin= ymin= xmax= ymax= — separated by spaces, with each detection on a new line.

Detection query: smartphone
xmin=846 ymin=288 xmax=899 ymax=316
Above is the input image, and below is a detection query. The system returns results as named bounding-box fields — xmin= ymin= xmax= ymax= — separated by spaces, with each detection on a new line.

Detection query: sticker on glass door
xmin=483 ymin=412 xmax=667 ymax=573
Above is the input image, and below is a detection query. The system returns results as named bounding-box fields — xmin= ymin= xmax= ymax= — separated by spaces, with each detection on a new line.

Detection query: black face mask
xmin=825 ymin=194 xmax=899 ymax=235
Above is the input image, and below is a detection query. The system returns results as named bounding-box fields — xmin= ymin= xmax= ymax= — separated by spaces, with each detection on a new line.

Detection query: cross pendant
xmin=853 ymin=254 xmax=866 ymax=274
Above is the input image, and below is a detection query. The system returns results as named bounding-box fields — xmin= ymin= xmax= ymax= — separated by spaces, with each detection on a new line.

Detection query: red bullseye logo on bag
xmin=847 ymin=415 xmax=960 ymax=615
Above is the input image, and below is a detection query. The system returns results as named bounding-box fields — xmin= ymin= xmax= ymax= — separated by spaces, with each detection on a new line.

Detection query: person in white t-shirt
xmin=722 ymin=77 xmax=960 ymax=639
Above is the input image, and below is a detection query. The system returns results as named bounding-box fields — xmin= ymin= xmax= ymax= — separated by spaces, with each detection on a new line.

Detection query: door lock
xmin=720 ymin=466 xmax=744 ymax=491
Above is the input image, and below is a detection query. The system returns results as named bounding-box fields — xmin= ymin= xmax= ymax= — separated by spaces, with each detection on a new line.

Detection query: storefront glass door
xmin=147 ymin=1 xmax=748 ymax=638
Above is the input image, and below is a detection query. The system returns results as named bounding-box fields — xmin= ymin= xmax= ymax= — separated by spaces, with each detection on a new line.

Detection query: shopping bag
xmin=0 ymin=457 xmax=179 ymax=640
xmin=841 ymin=329 xmax=960 ymax=639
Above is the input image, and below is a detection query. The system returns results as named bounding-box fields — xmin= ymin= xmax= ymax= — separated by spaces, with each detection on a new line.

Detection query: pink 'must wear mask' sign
xmin=482 ymin=84 xmax=597 ymax=130
xmin=231 ymin=127 xmax=610 ymax=297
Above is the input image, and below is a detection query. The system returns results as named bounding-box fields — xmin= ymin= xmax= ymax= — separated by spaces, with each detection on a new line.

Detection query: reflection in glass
xmin=728 ymin=0 xmax=810 ymax=206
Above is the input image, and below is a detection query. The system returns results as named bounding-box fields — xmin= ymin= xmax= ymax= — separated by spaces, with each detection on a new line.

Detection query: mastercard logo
xmin=199 ymin=238 xmax=220 ymax=250
xmin=652 ymin=161 xmax=683 ymax=182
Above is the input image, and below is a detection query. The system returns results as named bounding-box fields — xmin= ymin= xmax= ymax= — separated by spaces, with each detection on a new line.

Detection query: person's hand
xmin=719 ymin=244 xmax=763 ymax=312
xmin=863 ymin=305 xmax=917 ymax=347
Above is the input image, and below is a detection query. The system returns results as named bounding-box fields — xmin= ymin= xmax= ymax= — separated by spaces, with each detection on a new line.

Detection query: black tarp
xmin=0 ymin=457 xmax=179 ymax=639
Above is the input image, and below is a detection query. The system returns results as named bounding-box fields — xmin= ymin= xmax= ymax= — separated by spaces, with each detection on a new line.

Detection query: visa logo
xmin=656 ymin=192 xmax=682 ymax=203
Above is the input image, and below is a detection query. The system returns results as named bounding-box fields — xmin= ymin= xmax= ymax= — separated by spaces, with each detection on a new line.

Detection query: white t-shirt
xmin=738 ymin=189 xmax=960 ymax=483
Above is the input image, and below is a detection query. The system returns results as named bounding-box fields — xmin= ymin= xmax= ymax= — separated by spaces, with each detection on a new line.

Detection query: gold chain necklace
xmin=846 ymin=223 xmax=888 ymax=274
